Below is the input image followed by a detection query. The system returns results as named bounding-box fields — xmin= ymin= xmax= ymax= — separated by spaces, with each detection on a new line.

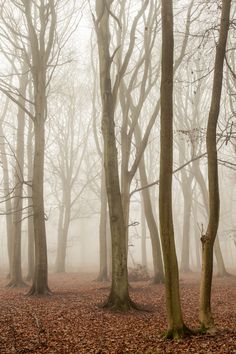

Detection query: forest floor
xmin=0 ymin=272 xmax=235 ymax=354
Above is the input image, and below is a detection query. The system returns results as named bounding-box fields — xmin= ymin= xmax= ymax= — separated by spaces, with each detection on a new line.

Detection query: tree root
xmin=164 ymin=324 xmax=193 ymax=340
xmin=26 ymin=285 xmax=52 ymax=296
xmin=6 ymin=280 xmax=28 ymax=288
xmin=198 ymin=323 xmax=217 ymax=335
xmin=102 ymin=294 xmax=139 ymax=312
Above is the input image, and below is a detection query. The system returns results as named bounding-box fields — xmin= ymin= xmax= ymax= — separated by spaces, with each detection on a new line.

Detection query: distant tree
xmin=0 ymin=0 xmax=80 ymax=294
xmin=0 ymin=97 xmax=13 ymax=276
xmin=47 ymin=76 xmax=91 ymax=274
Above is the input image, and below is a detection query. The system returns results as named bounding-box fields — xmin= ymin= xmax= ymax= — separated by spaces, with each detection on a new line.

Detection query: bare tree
xmin=94 ymin=0 xmax=149 ymax=309
xmin=200 ymin=0 xmax=231 ymax=332
xmin=159 ymin=0 xmax=190 ymax=338
xmin=7 ymin=59 xmax=28 ymax=288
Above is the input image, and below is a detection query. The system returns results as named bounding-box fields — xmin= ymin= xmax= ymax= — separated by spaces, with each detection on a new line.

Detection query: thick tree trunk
xmin=28 ymin=61 xmax=50 ymax=294
xmin=96 ymin=1 xmax=133 ymax=310
xmin=97 ymin=166 xmax=108 ymax=281
xmin=159 ymin=0 xmax=189 ymax=338
xmin=28 ymin=120 xmax=50 ymax=295
xmin=199 ymin=0 xmax=231 ymax=331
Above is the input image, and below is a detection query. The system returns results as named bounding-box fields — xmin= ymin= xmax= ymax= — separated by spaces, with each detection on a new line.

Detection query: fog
xmin=0 ymin=0 xmax=235 ymax=283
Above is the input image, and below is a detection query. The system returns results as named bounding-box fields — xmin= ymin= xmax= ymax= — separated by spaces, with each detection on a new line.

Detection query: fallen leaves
xmin=0 ymin=272 xmax=235 ymax=353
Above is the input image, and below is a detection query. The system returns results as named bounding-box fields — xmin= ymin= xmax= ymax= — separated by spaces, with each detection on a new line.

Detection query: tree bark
xmin=0 ymin=100 xmax=13 ymax=276
xmin=135 ymin=124 xmax=164 ymax=283
xmin=26 ymin=112 xmax=35 ymax=281
xmin=180 ymin=178 xmax=192 ymax=273
xmin=179 ymin=140 xmax=193 ymax=273
xmin=159 ymin=0 xmax=190 ymax=338
xmin=55 ymin=187 xmax=71 ymax=273
xmin=193 ymin=159 xmax=228 ymax=276
xmin=7 ymin=67 xmax=28 ymax=288
xmin=95 ymin=0 xmax=133 ymax=310
xmin=28 ymin=119 xmax=50 ymax=295
xmin=28 ymin=59 xmax=50 ymax=294
xmin=24 ymin=0 xmax=56 ymax=295
xmin=140 ymin=199 xmax=147 ymax=269
xmin=97 ymin=166 xmax=108 ymax=281
xmin=199 ymin=0 xmax=231 ymax=331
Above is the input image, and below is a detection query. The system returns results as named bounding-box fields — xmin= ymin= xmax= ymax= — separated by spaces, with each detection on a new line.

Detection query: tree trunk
xmin=121 ymin=176 xmax=131 ymax=253
xmin=55 ymin=205 xmax=64 ymax=272
xmin=97 ymin=166 xmax=108 ymax=281
xmin=26 ymin=116 xmax=35 ymax=281
xmin=28 ymin=119 xmax=50 ymax=295
xmin=159 ymin=0 xmax=190 ymax=338
xmin=199 ymin=0 xmax=231 ymax=331
xmin=135 ymin=124 xmax=164 ymax=283
xmin=193 ymin=159 xmax=228 ymax=276
xmin=0 ymin=107 xmax=13 ymax=276
xmin=55 ymin=191 xmax=71 ymax=273
xmin=178 ymin=138 xmax=193 ymax=273
xmin=180 ymin=184 xmax=192 ymax=273
xmin=192 ymin=202 xmax=201 ymax=270
xmin=140 ymin=199 xmax=147 ymax=269
xmin=95 ymin=0 xmax=133 ymax=310
xmin=28 ymin=60 xmax=50 ymax=294
xmin=7 ymin=68 xmax=28 ymax=288
xmin=214 ymin=235 xmax=228 ymax=277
